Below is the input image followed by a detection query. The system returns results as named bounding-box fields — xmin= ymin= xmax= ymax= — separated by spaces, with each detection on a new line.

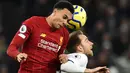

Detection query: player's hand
xmin=96 ymin=67 xmax=110 ymax=73
xmin=59 ymin=54 xmax=68 ymax=63
xmin=16 ymin=53 xmax=28 ymax=62
xmin=93 ymin=66 xmax=108 ymax=73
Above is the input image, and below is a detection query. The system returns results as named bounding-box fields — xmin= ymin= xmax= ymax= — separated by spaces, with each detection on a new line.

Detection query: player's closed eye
xmin=85 ymin=38 xmax=89 ymax=43
xmin=63 ymin=15 xmax=68 ymax=19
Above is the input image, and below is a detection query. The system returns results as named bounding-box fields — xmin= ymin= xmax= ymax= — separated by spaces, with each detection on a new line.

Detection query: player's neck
xmin=76 ymin=51 xmax=84 ymax=54
xmin=46 ymin=16 xmax=58 ymax=32
xmin=46 ymin=16 xmax=52 ymax=27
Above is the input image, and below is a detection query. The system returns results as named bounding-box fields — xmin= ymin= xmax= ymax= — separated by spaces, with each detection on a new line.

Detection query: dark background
xmin=0 ymin=0 xmax=129 ymax=73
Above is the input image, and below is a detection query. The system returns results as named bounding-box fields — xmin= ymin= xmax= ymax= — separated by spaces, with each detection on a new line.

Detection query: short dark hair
xmin=67 ymin=30 xmax=83 ymax=53
xmin=53 ymin=1 xmax=74 ymax=14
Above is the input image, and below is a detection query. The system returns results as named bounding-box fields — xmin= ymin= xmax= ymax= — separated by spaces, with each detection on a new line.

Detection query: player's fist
xmin=59 ymin=54 xmax=68 ymax=63
xmin=16 ymin=53 xmax=28 ymax=62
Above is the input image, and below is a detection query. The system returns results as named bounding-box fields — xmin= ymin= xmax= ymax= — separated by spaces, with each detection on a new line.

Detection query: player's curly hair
xmin=53 ymin=1 xmax=74 ymax=14
xmin=67 ymin=30 xmax=83 ymax=53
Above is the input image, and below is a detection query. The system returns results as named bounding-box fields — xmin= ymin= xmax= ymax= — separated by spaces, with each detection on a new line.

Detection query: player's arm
xmin=61 ymin=59 xmax=107 ymax=73
xmin=61 ymin=60 xmax=86 ymax=73
xmin=84 ymin=67 xmax=108 ymax=73
xmin=6 ymin=16 xmax=35 ymax=62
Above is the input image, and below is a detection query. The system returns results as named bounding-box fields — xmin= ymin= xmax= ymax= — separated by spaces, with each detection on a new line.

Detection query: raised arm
xmin=7 ymin=16 xmax=35 ymax=61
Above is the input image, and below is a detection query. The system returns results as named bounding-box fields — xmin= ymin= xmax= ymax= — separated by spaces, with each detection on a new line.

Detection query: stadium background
xmin=0 ymin=0 xmax=129 ymax=73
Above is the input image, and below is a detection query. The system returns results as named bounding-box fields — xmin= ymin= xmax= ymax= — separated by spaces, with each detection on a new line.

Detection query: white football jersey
xmin=60 ymin=53 xmax=88 ymax=73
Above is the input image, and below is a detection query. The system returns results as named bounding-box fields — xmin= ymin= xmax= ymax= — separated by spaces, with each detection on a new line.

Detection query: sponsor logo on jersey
xmin=18 ymin=25 xmax=27 ymax=39
xmin=40 ymin=33 xmax=46 ymax=38
xmin=60 ymin=36 xmax=63 ymax=46
xmin=75 ymin=55 xmax=81 ymax=59
xmin=37 ymin=34 xmax=61 ymax=52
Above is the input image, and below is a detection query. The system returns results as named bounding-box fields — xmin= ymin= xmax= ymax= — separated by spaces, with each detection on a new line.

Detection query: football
xmin=66 ymin=5 xmax=87 ymax=30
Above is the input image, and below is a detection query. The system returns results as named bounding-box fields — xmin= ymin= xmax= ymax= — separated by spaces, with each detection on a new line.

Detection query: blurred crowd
xmin=0 ymin=0 xmax=129 ymax=73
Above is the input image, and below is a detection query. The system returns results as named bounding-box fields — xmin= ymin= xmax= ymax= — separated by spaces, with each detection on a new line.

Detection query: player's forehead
xmin=63 ymin=8 xmax=73 ymax=19
xmin=79 ymin=34 xmax=88 ymax=41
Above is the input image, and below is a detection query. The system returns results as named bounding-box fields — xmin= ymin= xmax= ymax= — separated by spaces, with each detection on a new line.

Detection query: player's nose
xmin=63 ymin=20 xmax=67 ymax=26
xmin=89 ymin=41 xmax=94 ymax=46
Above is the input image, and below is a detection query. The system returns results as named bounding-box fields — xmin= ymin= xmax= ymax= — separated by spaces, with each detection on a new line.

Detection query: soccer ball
xmin=66 ymin=5 xmax=87 ymax=30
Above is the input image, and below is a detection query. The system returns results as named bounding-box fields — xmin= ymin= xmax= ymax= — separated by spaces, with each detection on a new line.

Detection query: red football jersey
xmin=7 ymin=16 xmax=69 ymax=73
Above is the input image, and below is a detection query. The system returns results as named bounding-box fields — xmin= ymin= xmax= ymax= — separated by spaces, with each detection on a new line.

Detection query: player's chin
xmin=54 ymin=25 xmax=62 ymax=29
xmin=88 ymin=51 xmax=93 ymax=56
xmin=51 ymin=25 xmax=61 ymax=31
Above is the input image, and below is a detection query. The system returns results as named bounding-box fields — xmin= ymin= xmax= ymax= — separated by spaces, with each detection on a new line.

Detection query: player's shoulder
xmin=22 ymin=16 xmax=37 ymax=24
xmin=68 ymin=53 xmax=87 ymax=60
xmin=26 ymin=16 xmax=45 ymax=22
xmin=25 ymin=16 xmax=39 ymax=21
xmin=29 ymin=16 xmax=44 ymax=19
xmin=22 ymin=16 xmax=45 ymax=25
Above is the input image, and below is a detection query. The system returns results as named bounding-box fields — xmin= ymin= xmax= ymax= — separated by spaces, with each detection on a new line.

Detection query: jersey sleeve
xmin=60 ymin=58 xmax=86 ymax=73
xmin=68 ymin=54 xmax=88 ymax=67
xmin=60 ymin=53 xmax=87 ymax=73
xmin=7 ymin=16 xmax=36 ymax=59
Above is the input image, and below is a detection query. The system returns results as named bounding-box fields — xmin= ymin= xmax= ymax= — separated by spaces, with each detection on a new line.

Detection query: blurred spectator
xmin=93 ymin=20 xmax=105 ymax=45
xmin=112 ymin=17 xmax=129 ymax=56
xmin=109 ymin=65 xmax=119 ymax=73
xmin=0 ymin=35 xmax=8 ymax=73
xmin=101 ymin=33 xmax=112 ymax=50
xmin=87 ymin=57 xmax=97 ymax=68
xmin=114 ymin=45 xmax=130 ymax=73
xmin=95 ymin=0 xmax=108 ymax=17
xmin=0 ymin=64 xmax=8 ymax=73
xmin=104 ymin=6 xmax=117 ymax=37
xmin=96 ymin=49 xmax=109 ymax=66
xmin=117 ymin=0 xmax=129 ymax=17
xmin=92 ymin=20 xmax=105 ymax=55
xmin=0 ymin=3 xmax=8 ymax=73
xmin=0 ymin=4 xmax=3 ymax=33
xmin=119 ymin=17 xmax=129 ymax=43
xmin=96 ymin=33 xmax=112 ymax=67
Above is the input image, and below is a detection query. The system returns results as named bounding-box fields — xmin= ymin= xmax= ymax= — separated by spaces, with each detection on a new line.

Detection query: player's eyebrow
xmin=85 ymin=37 xmax=88 ymax=42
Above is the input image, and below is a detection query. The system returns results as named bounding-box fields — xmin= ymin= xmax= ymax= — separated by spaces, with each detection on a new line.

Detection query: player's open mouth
xmin=90 ymin=47 xmax=93 ymax=49
xmin=56 ymin=24 xmax=61 ymax=28
xmin=58 ymin=24 xmax=63 ymax=27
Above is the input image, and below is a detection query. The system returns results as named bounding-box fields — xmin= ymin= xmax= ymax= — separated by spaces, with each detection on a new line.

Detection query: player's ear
xmin=77 ymin=45 xmax=83 ymax=52
xmin=53 ymin=9 xmax=57 ymax=15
